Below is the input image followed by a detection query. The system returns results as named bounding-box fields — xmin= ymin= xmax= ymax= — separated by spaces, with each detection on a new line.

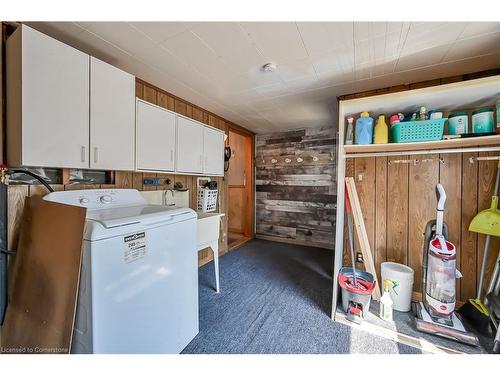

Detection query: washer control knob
xmin=100 ymin=195 xmax=113 ymax=204
xmin=79 ymin=197 xmax=89 ymax=205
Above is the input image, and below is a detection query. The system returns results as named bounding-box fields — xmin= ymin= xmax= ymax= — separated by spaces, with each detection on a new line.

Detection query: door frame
xmin=227 ymin=123 xmax=255 ymax=248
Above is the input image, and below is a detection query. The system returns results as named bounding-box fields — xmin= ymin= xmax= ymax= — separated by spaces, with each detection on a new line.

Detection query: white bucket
xmin=381 ymin=262 xmax=414 ymax=312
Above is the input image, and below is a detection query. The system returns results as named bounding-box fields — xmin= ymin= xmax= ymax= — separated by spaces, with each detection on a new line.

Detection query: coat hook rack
xmin=388 ymin=158 xmax=444 ymax=166
xmin=469 ymin=155 xmax=500 ymax=163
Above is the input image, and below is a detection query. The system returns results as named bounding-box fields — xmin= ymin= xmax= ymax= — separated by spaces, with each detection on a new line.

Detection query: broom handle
xmin=478 ymin=162 xmax=500 ymax=300
xmin=477 ymin=235 xmax=491 ymax=300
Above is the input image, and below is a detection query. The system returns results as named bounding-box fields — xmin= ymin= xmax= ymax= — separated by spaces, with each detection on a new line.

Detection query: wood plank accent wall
xmin=340 ymin=68 xmax=500 ymax=303
xmin=255 ymin=126 xmax=336 ymax=249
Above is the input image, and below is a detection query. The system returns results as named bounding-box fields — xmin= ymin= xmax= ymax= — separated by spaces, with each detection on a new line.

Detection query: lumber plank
xmin=345 ymin=177 xmax=381 ymax=300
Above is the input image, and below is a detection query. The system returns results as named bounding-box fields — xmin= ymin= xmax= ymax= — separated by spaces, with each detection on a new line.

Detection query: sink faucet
xmin=164 ymin=189 xmax=175 ymax=206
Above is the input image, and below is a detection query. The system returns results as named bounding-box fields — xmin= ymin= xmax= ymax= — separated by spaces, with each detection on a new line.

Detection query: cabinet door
xmin=17 ymin=25 xmax=90 ymax=168
xmin=203 ymin=127 xmax=225 ymax=175
xmin=136 ymin=100 xmax=176 ymax=172
xmin=176 ymin=117 xmax=204 ymax=174
xmin=90 ymin=57 xmax=135 ymax=171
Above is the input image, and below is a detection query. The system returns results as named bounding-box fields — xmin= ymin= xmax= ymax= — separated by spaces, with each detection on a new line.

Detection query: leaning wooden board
xmin=345 ymin=177 xmax=382 ymax=300
xmin=1 ymin=196 xmax=86 ymax=353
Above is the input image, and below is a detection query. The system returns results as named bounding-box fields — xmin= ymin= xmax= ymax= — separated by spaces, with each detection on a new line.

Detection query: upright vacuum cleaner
xmin=414 ymin=184 xmax=479 ymax=346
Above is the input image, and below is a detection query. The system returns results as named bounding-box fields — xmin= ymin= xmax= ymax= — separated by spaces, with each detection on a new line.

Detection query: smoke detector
xmin=261 ymin=62 xmax=277 ymax=72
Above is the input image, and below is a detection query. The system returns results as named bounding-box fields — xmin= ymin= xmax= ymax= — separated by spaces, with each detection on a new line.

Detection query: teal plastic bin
xmin=390 ymin=118 xmax=447 ymax=143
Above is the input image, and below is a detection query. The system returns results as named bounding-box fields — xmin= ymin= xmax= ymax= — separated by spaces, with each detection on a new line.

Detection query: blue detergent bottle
xmin=355 ymin=111 xmax=374 ymax=145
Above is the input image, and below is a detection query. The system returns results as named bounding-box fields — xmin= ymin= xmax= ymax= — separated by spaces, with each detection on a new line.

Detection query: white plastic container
xmin=381 ymin=262 xmax=414 ymax=312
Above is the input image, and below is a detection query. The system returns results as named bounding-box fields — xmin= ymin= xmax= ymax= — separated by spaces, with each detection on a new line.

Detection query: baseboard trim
xmin=255 ymin=234 xmax=333 ymax=250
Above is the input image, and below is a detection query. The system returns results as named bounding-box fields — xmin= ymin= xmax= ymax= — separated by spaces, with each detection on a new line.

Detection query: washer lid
xmin=86 ymin=205 xmax=196 ymax=229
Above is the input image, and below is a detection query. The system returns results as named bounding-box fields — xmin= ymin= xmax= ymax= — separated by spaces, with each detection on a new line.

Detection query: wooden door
xmin=8 ymin=25 xmax=90 ymax=169
xmin=176 ymin=116 xmax=204 ymax=174
xmin=136 ymin=100 xmax=176 ymax=172
xmin=228 ymin=129 xmax=253 ymax=238
xmin=203 ymin=126 xmax=225 ymax=176
xmin=90 ymin=57 xmax=135 ymax=171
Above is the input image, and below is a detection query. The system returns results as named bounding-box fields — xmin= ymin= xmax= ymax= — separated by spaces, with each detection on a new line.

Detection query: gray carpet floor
xmin=182 ymin=239 xmax=423 ymax=354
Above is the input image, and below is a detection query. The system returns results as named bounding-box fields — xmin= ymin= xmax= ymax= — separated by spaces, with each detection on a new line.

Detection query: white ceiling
xmin=26 ymin=22 xmax=500 ymax=133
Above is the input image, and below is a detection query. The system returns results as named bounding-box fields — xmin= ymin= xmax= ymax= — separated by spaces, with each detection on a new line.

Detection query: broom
xmin=459 ymin=161 xmax=500 ymax=335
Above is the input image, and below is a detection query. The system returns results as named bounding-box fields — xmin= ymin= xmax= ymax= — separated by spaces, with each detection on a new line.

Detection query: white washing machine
xmin=44 ymin=189 xmax=199 ymax=354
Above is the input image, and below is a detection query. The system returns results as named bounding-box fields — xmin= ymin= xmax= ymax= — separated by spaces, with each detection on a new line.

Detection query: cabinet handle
xmin=170 ymin=149 xmax=174 ymax=162
xmin=81 ymin=146 xmax=86 ymax=163
xmin=243 ymin=172 xmax=246 ymax=186
xmin=93 ymin=147 xmax=99 ymax=164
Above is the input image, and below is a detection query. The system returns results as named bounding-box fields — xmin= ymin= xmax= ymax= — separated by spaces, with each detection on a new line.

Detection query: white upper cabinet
xmin=176 ymin=116 xmax=204 ymax=174
xmin=136 ymin=100 xmax=176 ymax=172
xmin=203 ymin=126 xmax=225 ymax=175
xmin=7 ymin=24 xmax=90 ymax=168
xmin=90 ymin=57 xmax=135 ymax=171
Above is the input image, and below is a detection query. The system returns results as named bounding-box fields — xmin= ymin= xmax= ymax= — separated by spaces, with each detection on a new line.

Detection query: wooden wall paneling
xmin=255 ymin=127 xmax=335 ymax=249
xmin=387 ymin=156 xmax=409 ymax=265
xmin=191 ymin=107 xmax=204 ymax=123
xmin=143 ymin=85 xmax=157 ymax=104
xmin=131 ymin=172 xmax=143 ymax=190
xmin=114 ymin=171 xmax=133 ymax=189
xmin=7 ymin=186 xmax=29 ymax=252
xmin=439 ymin=153 xmax=462 ymax=298
xmin=408 ymin=155 xmax=439 ymax=293
xmin=157 ymin=92 xmax=175 ymax=111
xmin=374 ymin=156 xmax=388 ymax=284
xmin=174 ymin=99 xmax=187 ymax=116
xmin=353 ymin=157 xmax=376 ymax=269
xmin=460 ymin=152 xmax=478 ymax=301
xmin=135 ymin=81 xmax=143 ymax=98
xmin=476 ymin=153 xmax=500 ymax=297
xmin=28 ymin=184 xmax=64 ymax=197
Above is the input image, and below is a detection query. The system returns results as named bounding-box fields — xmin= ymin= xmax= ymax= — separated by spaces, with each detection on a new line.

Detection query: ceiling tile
xmin=395 ymin=44 xmax=449 ymax=72
xmin=240 ymin=22 xmax=308 ymax=63
xmin=459 ymin=22 xmax=500 ymax=39
xmin=443 ymin=31 xmax=500 ymax=62
xmin=128 ymin=22 xmax=187 ymax=43
xmin=188 ymin=22 xmax=265 ymax=74
xmin=401 ymin=22 xmax=466 ymax=54
xmin=297 ymin=22 xmax=353 ymax=56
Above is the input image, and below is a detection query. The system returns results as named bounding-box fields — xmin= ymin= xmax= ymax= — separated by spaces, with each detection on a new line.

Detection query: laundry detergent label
xmin=123 ymin=232 xmax=147 ymax=263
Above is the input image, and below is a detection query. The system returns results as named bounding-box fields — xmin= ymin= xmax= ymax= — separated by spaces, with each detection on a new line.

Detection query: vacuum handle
xmin=436 ymin=184 xmax=446 ymax=210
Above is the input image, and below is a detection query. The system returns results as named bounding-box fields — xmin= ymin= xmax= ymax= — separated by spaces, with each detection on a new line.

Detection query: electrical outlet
xmin=356 ymin=252 xmax=364 ymax=263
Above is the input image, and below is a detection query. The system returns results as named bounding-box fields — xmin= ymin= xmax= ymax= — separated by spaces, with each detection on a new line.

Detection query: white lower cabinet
xmin=136 ymin=100 xmax=176 ymax=172
xmin=176 ymin=116 xmax=204 ymax=174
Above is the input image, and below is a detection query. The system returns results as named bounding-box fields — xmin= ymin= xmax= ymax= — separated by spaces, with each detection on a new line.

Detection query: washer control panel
xmin=44 ymin=189 xmax=147 ymax=210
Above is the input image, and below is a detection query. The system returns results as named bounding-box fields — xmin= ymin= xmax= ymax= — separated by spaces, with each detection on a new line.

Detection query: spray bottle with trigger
xmin=380 ymin=279 xmax=398 ymax=322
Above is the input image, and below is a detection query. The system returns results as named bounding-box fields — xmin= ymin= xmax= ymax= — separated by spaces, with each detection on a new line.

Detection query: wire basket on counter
xmin=197 ymin=177 xmax=218 ymax=212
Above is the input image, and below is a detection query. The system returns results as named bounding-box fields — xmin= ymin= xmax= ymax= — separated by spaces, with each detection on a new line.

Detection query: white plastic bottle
xmin=379 ymin=279 xmax=394 ymax=322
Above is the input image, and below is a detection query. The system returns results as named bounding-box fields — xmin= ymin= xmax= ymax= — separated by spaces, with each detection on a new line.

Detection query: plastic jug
xmin=374 ymin=115 xmax=388 ymax=144
xmin=355 ymin=112 xmax=374 ymax=145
